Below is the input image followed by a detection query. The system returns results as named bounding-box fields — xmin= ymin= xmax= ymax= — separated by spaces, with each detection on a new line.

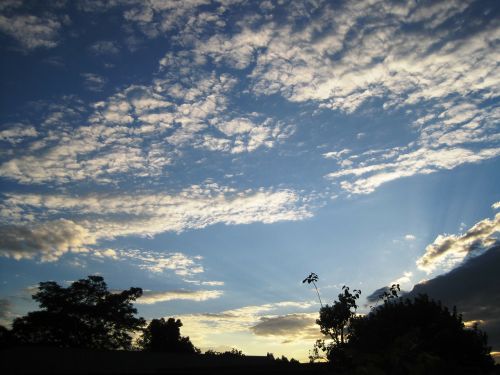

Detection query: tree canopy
xmin=306 ymin=273 xmax=495 ymax=374
xmin=138 ymin=317 xmax=199 ymax=354
xmin=11 ymin=275 xmax=145 ymax=350
xmin=345 ymin=294 xmax=495 ymax=374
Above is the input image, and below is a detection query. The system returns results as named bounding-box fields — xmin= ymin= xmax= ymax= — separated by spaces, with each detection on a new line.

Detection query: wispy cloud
xmin=326 ymin=147 xmax=500 ymax=195
xmin=0 ymin=124 xmax=37 ymax=144
xmin=81 ymin=73 xmax=108 ymax=92
xmin=0 ymin=185 xmax=311 ymax=261
xmin=175 ymin=301 xmax=318 ymax=353
xmin=88 ymin=40 xmax=120 ymax=55
xmin=179 ymin=301 xmax=314 ymax=334
xmin=137 ymin=289 xmax=223 ymax=304
xmin=0 ymin=13 xmax=64 ymax=50
xmin=0 ymin=62 xmax=290 ymax=185
xmin=117 ymin=250 xmax=204 ymax=276
xmin=416 ymin=211 xmax=499 ymax=274
xmin=0 ymin=219 xmax=95 ymax=262
xmin=203 ymin=0 xmax=499 ymax=194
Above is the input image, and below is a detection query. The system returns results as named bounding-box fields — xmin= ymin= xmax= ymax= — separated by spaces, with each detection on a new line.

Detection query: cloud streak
xmin=137 ymin=289 xmax=223 ymax=304
xmin=0 ymin=219 xmax=95 ymax=262
xmin=417 ymin=212 xmax=499 ymax=273
xmin=0 ymin=185 xmax=311 ymax=261
xmin=0 ymin=13 xmax=64 ymax=50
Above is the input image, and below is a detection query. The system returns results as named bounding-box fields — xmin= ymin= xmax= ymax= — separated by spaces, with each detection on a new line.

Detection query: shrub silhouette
xmin=11 ymin=275 xmax=145 ymax=350
xmin=138 ymin=318 xmax=200 ymax=354
xmin=344 ymin=294 xmax=495 ymax=374
xmin=313 ymin=288 xmax=495 ymax=373
xmin=205 ymin=348 xmax=245 ymax=358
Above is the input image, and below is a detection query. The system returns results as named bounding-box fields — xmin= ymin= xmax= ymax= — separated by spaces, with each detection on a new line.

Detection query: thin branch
xmin=313 ymin=281 xmax=323 ymax=307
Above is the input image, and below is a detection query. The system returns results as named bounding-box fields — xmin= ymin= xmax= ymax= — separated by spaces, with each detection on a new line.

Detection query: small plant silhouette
xmin=303 ymin=272 xmax=323 ymax=307
xmin=379 ymin=283 xmax=400 ymax=302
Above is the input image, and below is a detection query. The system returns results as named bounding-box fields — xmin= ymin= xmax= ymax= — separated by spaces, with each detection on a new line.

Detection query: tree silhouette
xmin=11 ymin=275 xmax=145 ymax=350
xmin=310 ymin=285 xmax=361 ymax=364
xmin=303 ymin=272 xmax=323 ymax=307
xmin=344 ymin=294 xmax=495 ymax=374
xmin=0 ymin=324 xmax=13 ymax=349
xmin=138 ymin=318 xmax=200 ymax=354
xmin=205 ymin=348 xmax=245 ymax=358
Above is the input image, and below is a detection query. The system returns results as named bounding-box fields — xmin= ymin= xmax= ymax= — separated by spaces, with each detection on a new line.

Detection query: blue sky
xmin=0 ymin=0 xmax=499 ymax=361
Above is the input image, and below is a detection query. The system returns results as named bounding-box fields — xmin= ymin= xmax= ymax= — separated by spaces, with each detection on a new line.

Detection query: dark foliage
xmin=323 ymin=293 xmax=495 ymax=374
xmin=0 ymin=324 xmax=13 ymax=349
xmin=317 ymin=285 xmax=361 ymax=346
xmin=205 ymin=348 xmax=246 ymax=358
xmin=266 ymin=352 xmax=300 ymax=365
xmin=306 ymin=273 xmax=495 ymax=374
xmin=310 ymin=285 xmax=360 ymax=362
xmin=138 ymin=318 xmax=200 ymax=354
xmin=11 ymin=275 xmax=145 ymax=350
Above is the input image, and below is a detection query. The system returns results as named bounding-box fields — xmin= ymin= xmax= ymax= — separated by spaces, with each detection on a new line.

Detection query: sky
xmin=0 ymin=0 xmax=499 ymax=362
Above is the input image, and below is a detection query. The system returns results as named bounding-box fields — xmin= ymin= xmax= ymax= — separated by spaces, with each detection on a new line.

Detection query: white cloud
xmin=416 ymin=212 xmax=500 ymax=273
xmin=404 ymin=234 xmax=416 ymax=241
xmin=196 ymin=27 xmax=272 ymax=69
xmin=88 ymin=40 xmax=120 ymax=55
xmin=493 ymin=202 xmax=500 ymax=210
xmin=322 ymin=149 xmax=350 ymax=159
xmin=214 ymin=117 xmax=254 ymax=136
xmin=206 ymin=117 xmax=293 ymax=154
xmin=179 ymin=300 xmax=314 ymax=333
xmin=0 ymin=124 xmax=37 ymax=143
xmin=0 ymin=219 xmax=95 ymax=262
xmin=327 ymin=147 xmax=500 ymax=195
xmin=175 ymin=300 xmax=317 ymax=356
xmin=0 ymin=185 xmax=311 ymax=261
xmin=117 ymin=250 xmax=204 ymax=276
xmin=92 ymin=248 xmax=119 ymax=260
xmin=137 ymin=289 xmax=223 ymax=304
xmin=201 ymin=281 xmax=224 ymax=286
xmin=200 ymin=0 xmax=499 ymax=194
xmin=0 ymin=13 xmax=63 ymax=50
xmin=391 ymin=271 xmax=413 ymax=289
xmin=82 ymin=73 xmax=107 ymax=92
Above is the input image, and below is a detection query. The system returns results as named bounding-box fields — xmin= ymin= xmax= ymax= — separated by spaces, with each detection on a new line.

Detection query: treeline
xmin=305 ymin=274 xmax=498 ymax=374
xmin=1 ymin=274 xmax=499 ymax=374
xmin=0 ymin=275 xmax=297 ymax=364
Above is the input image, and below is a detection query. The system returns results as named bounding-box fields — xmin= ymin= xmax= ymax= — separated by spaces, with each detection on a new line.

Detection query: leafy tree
xmin=311 ymin=285 xmax=361 ymax=365
xmin=318 ymin=285 xmax=361 ymax=346
xmin=311 ymin=281 xmax=495 ymax=374
xmin=138 ymin=318 xmax=200 ymax=354
xmin=345 ymin=294 xmax=495 ymax=374
xmin=11 ymin=275 xmax=145 ymax=350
